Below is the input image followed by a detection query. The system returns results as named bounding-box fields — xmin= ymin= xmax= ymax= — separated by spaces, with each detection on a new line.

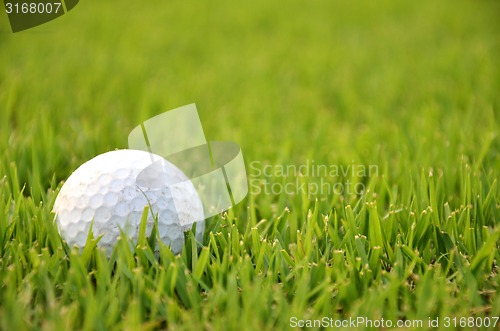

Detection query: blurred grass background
xmin=1 ymin=0 xmax=498 ymax=217
xmin=1 ymin=0 xmax=499 ymax=171
xmin=0 ymin=0 xmax=499 ymax=329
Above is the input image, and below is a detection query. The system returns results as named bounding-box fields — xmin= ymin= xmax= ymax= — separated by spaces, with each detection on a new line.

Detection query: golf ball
xmin=53 ymin=149 xmax=204 ymax=254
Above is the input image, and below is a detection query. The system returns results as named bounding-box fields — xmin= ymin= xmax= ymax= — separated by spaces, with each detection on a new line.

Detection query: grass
xmin=1 ymin=0 xmax=499 ymax=329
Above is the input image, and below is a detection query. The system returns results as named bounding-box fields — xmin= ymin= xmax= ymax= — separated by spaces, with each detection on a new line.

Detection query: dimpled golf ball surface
xmin=53 ymin=150 xmax=204 ymax=254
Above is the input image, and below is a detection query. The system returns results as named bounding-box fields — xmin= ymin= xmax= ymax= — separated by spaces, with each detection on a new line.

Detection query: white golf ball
xmin=53 ymin=149 xmax=204 ymax=254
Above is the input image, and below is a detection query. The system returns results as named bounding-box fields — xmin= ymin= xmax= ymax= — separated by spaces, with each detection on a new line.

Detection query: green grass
xmin=1 ymin=0 xmax=499 ymax=330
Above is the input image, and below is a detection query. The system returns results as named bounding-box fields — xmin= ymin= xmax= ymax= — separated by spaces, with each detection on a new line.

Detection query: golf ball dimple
xmin=53 ymin=149 xmax=205 ymax=254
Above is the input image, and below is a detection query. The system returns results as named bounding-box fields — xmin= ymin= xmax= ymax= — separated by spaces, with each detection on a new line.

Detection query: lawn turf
xmin=0 ymin=0 xmax=499 ymax=330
